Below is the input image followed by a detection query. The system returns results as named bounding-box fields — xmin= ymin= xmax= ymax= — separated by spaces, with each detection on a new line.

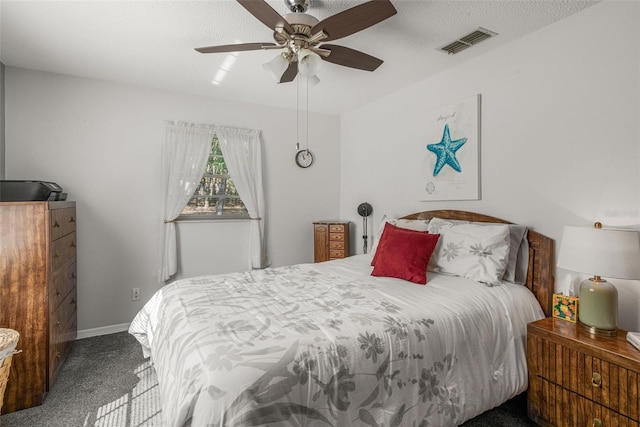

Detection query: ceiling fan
xmin=195 ymin=0 xmax=397 ymax=83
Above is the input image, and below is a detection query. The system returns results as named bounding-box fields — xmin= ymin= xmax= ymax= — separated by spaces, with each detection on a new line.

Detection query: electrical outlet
xmin=132 ymin=288 xmax=141 ymax=301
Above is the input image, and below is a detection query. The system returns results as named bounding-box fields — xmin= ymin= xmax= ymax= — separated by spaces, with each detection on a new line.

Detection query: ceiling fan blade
xmin=321 ymin=44 xmax=384 ymax=71
xmin=279 ymin=62 xmax=298 ymax=83
xmin=195 ymin=42 xmax=277 ymax=54
xmin=310 ymin=0 xmax=397 ymax=42
xmin=237 ymin=0 xmax=294 ymax=34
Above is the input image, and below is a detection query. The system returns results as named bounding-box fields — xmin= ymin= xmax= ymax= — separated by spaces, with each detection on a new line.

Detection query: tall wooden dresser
xmin=313 ymin=221 xmax=350 ymax=262
xmin=0 ymin=201 xmax=77 ymax=413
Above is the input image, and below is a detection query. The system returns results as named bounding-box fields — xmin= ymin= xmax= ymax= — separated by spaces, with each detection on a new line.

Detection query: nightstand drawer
xmin=537 ymin=379 xmax=639 ymax=427
xmin=528 ymin=317 xmax=640 ymax=426
xmin=531 ymin=335 xmax=640 ymax=419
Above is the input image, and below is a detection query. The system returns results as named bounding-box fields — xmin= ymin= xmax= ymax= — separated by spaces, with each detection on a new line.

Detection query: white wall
xmin=4 ymin=69 xmax=341 ymax=332
xmin=340 ymin=1 xmax=640 ymax=330
xmin=5 ymin=1 xmax=639 ymax=333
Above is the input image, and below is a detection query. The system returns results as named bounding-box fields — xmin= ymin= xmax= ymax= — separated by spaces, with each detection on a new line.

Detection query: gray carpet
xmin=0 ymin=332 xmax=536 ymax=426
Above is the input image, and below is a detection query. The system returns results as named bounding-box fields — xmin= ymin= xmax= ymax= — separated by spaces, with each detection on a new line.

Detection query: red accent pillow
xmin=371 ymin=222 xmax=428 ymax=266
xmin=371 ymin=223 xmax=440 ymax=284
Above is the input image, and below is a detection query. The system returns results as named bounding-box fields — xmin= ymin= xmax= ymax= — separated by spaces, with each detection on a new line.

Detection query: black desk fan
xmin=357 ymin=202 xmax=373 ymax=253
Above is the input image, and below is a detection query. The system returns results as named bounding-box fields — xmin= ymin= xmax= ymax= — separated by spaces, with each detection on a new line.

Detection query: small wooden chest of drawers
xmin=313 ymin=221 xmax=350 ymax=262
xmin=527 ymin=317 xmax=640 ymax=427
xmin=0 ymin=201 xmax=77 ymax=414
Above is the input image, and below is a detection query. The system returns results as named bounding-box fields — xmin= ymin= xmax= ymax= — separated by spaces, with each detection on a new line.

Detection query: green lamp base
xmin=577 ymin=277 xmax=618 ymax=337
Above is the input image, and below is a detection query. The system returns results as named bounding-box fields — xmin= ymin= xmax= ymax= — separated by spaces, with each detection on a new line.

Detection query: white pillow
xmin=440 ymin=218 xmax=529 ymax=284
xmin=427 ymin=217 xmax=511 ymax=286
xmin=370 ymin=215 xmax=430 ymax=259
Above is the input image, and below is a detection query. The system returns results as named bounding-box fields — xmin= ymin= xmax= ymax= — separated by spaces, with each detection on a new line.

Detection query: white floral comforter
xmin=129 ymin=255 xmax=544 ymax=427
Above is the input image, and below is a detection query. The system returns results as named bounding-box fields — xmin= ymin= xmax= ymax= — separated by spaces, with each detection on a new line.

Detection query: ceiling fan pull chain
xmin=306 ymin=77 xmax=309 ymax=151
xmin=296 ymin=76 xmax=300 ymax=149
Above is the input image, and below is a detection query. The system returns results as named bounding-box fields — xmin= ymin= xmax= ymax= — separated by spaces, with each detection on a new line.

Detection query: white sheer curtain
xmin=217 ymin=127 xmax=270 ymax=269
xmin=158 ymin=121 xmax=214 ymax=282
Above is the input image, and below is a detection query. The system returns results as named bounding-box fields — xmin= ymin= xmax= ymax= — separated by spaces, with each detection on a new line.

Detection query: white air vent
xmin=439 ymin=27 xmax=498 ymax=55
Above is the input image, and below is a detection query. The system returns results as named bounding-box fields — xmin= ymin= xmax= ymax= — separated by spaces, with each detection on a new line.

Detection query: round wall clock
xmin=295 ymin=149 xmax=314 ymax=168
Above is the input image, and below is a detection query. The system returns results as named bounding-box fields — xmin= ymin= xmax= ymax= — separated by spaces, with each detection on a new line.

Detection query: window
xmin=179 ymin=136 xmax=248 ymax=219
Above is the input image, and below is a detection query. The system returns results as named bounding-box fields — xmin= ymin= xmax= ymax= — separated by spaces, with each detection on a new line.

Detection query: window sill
xmin=174 ymin=215 xmax=252 ymax=223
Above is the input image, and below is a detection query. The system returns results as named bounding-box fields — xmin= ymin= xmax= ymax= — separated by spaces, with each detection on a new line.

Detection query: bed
xmin=130 ymin=210 xmax=554 ymax=427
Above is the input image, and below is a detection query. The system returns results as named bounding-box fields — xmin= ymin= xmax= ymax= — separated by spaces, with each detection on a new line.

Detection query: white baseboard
xmin=77 ymin=323 xmax=130 ymax=340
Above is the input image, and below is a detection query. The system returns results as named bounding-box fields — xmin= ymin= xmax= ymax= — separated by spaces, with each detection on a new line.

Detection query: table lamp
xmin=557 ymin=222 xmax=640 ymax=336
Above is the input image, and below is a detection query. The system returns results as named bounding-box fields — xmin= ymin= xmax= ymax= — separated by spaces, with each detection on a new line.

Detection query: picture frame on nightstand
xmin=552 ymin=293 xmax=578 ymax=323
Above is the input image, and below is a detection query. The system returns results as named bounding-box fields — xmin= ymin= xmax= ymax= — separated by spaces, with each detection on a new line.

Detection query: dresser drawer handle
xmin=592 ymin=372 xmax=602 ymax=388
xmin=592 ymin=418 xmax=602 ymax=427
xmin=53 ymin=221 xmax=60 ymax=228
xmin=56 ymin=320 xmax=61 ymax=327
xmin=55 ymin=289 xmax=61 ymax=297
xmin=53 ymin=251 xmax=60 ymax=258
xmin=69 ymin=216 xmax=76 ymax=223
xmin=70 ymin=241 xmax=76 ymax=248
xmin=56 ymin=351 xmax=62 ymax=358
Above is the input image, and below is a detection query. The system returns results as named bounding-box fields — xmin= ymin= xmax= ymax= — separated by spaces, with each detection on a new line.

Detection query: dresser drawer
xmin=329 ymin=233 xmax=344 ymax=241
xmin=50 ymin=207 xmax=76 ymax=241
xmin=329 ymin=224 xmax=345 ymax=233
xmin=50 ymin=287 xmax=77 ymax=342
xmin=50 ymin=260 xmax=77 ymax=312
xmin=49 ymin=287 xmax=77 ymax=381
xmin=49 ymin=308 xmax=76 ymax=384
xmin=329 ymin=250 xmax=345 ymax=259
xmin=51 ymin=232 xmax=77 ymax=271
xmin=329 ymin=241 xmax=344 ymax=250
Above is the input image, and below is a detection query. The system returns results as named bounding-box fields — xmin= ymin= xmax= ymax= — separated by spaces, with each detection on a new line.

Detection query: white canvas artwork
xmin=420 ymin=94 xmax=480 ymax=201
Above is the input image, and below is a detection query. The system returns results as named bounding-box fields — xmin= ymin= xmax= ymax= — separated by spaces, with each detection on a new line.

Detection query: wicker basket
xmin=0 ymin=329 xmax=20 ymax=413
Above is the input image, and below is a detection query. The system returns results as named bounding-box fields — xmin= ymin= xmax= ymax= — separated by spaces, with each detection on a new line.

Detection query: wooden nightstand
xmin=313 ymin=221 xmax=350 ymax=262
xmin=527 ymin=317 xmax=640 ymax=426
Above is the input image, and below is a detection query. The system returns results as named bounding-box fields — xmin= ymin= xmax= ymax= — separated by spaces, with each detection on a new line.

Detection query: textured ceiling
xmin=0 ymin=0 xmax=600 ymax=115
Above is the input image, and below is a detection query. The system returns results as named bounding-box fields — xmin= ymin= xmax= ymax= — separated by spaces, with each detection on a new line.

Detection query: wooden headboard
xmin=400 ymin=210 xmax=554 ymax=317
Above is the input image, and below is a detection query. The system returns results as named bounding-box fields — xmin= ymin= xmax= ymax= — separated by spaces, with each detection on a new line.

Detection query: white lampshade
xmin=557 ymin=225 xmax=640 ymax=279
xmin=262 ymin=54 xmax=289 ymax=82
xmin=558 ymin=224 xmax=640 ymax=335
xmin=298 ymin=49 xmax=322 ymax=77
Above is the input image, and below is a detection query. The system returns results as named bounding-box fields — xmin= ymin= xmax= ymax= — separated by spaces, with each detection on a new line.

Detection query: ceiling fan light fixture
xmin=306 ymin=75 xmax=320 ymax=87
xmin=196 ymin=0 xmax=397 ymax=84
xmin=298 ymin=49 xmax=322 ymax=77
xmin=263 ymin=53 xmax=289 ymax=82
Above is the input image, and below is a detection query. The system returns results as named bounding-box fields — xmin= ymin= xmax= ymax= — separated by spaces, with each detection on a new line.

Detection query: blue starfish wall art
xmin=426 ymin=124 xmax=467 ymax=176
